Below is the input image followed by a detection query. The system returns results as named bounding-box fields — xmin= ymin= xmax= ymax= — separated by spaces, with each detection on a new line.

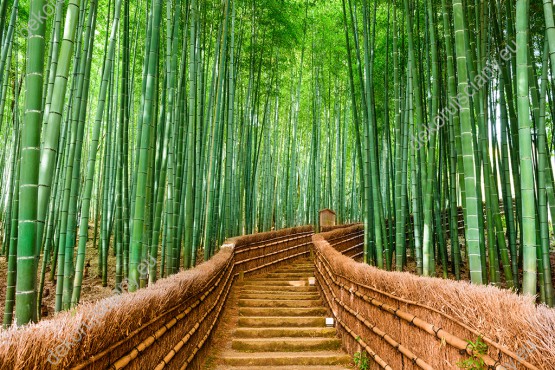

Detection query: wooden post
xmin=319 ymin=209 xmax=337 ymax=228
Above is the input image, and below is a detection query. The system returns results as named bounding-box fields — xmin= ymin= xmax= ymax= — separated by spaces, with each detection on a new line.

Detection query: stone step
xmin=240 ymin=288 xmax=318 ymax=295
xmin=265 ymin=272 xmax=314 ymax=279
xmin=273 ymin=266 xmax=314 ymax=271
xmin=238 ymin=316 xmax=326 ymax=327
xmin=271 ymin=267 xmax=314 ymax=273
xmin=215 ymin=366 xmax=352 ymax=370
xmin=219 ymin=351 xmax=352 ymax=366
xmin=239 ymin=299 xmax=322 ymax=308
xmin=239 ymin=285 xmax=317 ymax=292
xmin=238 ymin=307 xmax=327 ymax=317
xmin=208 ymin=259 xmax=351 ymax=370
xmin=234 ymin=327 xmax=338 ymax=338
xmin=232 ymin=337 xmax=341 ymax=352
xmin=243 ymin=279 xmax=311 ymax=286
xmin=239 ymin=292 xmax=321 ymax=300
xmin=268 ymin=268 xmax=314 ymax=276
xmin=261 ymin=276 xmax=313 ymax=281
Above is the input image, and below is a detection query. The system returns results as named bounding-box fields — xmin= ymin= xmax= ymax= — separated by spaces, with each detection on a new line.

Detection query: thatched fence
xmin=312 ymin=225 xmax=555 ymax=370
xmin=3 ymin=220 xmax=553 ymax=370
xmin=0 ymin=226 xmax=313 ymax=370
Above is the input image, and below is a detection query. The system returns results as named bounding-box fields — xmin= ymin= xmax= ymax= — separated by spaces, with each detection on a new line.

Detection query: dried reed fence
xmin=313 ymin=225 xmax=555 ymax=370
xmin=0 ymin=226 xmax=313 ymax=370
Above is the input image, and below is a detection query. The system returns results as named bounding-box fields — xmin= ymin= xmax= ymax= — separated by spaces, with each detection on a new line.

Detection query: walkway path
xmin=211 ymin=258 xmax=352 ymax=369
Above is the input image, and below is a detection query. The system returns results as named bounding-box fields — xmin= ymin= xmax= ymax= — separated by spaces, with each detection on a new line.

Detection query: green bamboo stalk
xmin=16 ymin=0 xmax=48 ymax=326
xmin=71 ymin=0 xmax=123 ymax=304
xmin=129 ymin=0 xmax=162 ymax=292
xmin=537 ymin=38 xmax=553 ymax=306
xmin=515 ymin=0 xmax=536 ymax=295
xmin=452 ymin=0 xmax=484 ymax=284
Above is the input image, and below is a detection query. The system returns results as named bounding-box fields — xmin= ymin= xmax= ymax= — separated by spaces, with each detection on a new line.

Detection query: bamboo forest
xmin=0 ymin=0 xmax=554 ymax=368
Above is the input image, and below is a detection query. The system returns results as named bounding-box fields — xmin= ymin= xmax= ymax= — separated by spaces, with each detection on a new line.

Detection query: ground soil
xmin=0 ymin=224 xmax=117 ymax=323
xmin=400 ymin=234 xmax=555 ymax=298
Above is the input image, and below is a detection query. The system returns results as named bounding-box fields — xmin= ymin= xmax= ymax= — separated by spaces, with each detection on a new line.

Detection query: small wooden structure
xmin=319 ymin=209 xmax=336 ymax=227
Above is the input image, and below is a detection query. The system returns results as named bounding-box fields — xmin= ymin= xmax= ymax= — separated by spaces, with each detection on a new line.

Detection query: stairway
xmin=213 ymin=258 xmax=352 ymax=369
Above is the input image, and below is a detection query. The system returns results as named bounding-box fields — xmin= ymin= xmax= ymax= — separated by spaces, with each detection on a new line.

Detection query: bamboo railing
xmin=312 ymin=225 xmax=544 ymax=370
xmin=0 ymin=226 xmax=314 ymax=370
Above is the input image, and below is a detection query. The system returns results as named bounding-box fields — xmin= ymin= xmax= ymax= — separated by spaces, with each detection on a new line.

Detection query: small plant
xmin=456 ymin=336 xmax=488 ymax=370
xmin=354 ymin=350 xmax=370 ymax=370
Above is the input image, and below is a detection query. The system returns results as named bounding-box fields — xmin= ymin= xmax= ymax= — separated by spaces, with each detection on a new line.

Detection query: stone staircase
xmin=213 ymin=258 xmax=352 ymax=369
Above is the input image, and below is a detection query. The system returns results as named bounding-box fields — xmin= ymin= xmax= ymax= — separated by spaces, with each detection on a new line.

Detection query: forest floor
xmin=0 ymin=224 xmax=117 ymax=323
xmin=401 ymin=235 xmax=555 ymax=296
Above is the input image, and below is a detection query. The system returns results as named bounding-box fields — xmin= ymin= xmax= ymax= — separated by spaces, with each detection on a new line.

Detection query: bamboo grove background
xmin=0 ymin=0 xmax=554 ymax=327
